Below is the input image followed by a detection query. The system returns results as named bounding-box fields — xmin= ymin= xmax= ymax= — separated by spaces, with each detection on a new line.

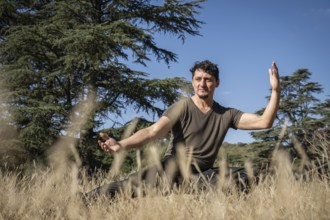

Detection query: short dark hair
xmin=190 ymin=60 xmax=219 ymax=81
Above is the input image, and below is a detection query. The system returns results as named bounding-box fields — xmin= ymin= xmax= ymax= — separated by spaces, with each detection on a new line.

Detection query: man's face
xmin=192 ymin=69 xmax=219 ymax=99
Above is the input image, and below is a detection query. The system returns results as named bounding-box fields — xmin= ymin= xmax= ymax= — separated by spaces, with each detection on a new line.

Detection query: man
xmin=86 ymin=60 xmax=280 ymax=199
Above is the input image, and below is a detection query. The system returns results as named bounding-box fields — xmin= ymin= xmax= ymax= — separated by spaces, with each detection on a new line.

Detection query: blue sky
xmin=107 ymin=0 xmax=330 ymax=143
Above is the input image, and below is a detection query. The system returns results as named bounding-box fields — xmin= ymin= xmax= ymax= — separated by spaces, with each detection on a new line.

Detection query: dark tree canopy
xmin=0 ymin=0 xmax=204 ymax=160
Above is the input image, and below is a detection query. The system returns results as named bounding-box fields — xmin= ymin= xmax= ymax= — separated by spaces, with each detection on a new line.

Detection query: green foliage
xmin=251 ymin=69 xmax=329 ymax=161
xmin=0 ymin=0 xmax=203 ymax=164
xmin=316 ymin=97 xmax=330 ymax=128
xmin=219 ymin=142 xmax=271 ymax=170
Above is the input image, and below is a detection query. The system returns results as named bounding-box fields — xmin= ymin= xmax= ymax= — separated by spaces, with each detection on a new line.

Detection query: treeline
xmin=0 ymin=0 xmax=329 ymax=174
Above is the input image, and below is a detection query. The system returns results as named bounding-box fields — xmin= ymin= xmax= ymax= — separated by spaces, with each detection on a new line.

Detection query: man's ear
xmin=216 ymin=79 xmax=220 ymax=87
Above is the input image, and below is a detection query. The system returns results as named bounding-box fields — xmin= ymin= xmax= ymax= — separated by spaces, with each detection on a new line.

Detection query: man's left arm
xmin=237 ymin=61 xmax=280 ymax=130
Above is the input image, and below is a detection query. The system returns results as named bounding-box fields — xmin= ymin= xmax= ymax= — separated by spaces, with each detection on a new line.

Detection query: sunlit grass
xmin=1 ymin=80 xmax=329 ymax=219
xmin=0 ymin=157 xmax=329 ymax=220
xmin=1 ymin=129 xmax=330 ymax=220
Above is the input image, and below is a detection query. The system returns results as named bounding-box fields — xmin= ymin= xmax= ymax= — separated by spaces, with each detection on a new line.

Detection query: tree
xmin=0 ymin=0 xmax=203 ymax=162
xmin=316 ymin=97 xmax=330 ymax=128
xmin=251 ymin=69 xmax=327 ymax=161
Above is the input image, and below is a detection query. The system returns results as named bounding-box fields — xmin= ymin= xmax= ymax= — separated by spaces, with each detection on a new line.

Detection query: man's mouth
xmin=199 ymin=89 xmax=207 ymax=93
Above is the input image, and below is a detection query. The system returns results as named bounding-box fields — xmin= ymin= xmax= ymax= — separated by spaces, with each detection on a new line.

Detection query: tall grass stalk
xmin=1 ymin=80 xmax=329 ymax=219
xmin=1 ymin=129 xmax=330 ymax=219
xmin=0 ymin=160 xmax=329 ymax=219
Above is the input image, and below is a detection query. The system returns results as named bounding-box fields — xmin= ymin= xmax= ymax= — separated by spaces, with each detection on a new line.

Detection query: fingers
xmin=98 ymin=140 xmax=114 ymax=153
xmin=269 ymin=61 xmax=278 ymax=76
xmin=98 ymin=132 xmax=118 ymax=154
xmin=99 ymin=132 xmax=110 ymax=140
xmin=268 ymin=61 xmax=280 ymax=92
xmin=272 ymin=61 xmax=278 ymax=72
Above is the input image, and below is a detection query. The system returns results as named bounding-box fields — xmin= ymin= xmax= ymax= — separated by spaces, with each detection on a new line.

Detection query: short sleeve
xmin=162 ymin=98 xmax=188 ymax=124
xmin=230 ymin=108 xmax=244 ymax=129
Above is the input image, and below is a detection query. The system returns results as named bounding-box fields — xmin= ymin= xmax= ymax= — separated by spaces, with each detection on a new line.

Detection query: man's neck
xmin=191 ymin=95 xmax=214 ymax=112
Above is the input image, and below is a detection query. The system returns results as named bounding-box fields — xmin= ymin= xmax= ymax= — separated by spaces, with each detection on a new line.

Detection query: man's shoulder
xmin=163 ymin=97 xmax=191 ymax=119
xmin=171 ymin=97 xmax=191 ymax=108
xmin=177 ymin=96 xmax=191 ymax=104
xmin=213 ymin=102 xmax=242 ymax=114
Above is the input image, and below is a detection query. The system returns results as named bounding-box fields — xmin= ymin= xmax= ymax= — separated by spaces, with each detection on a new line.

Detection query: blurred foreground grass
xmin=1 ymin=137 xmax=329 ymax=220
xmin=1 ymin=82 xmax=329 ymax=219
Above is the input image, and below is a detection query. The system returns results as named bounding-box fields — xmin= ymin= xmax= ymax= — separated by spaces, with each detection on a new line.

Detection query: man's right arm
xmin=98 ymin=116 xmax=173 ymax=154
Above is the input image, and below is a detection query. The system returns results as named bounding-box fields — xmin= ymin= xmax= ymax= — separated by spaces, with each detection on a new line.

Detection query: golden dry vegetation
xmin=1 ymin=82 xmax=329 ymax=220
xmin=0 ymin=130 xmax=329 ymax=220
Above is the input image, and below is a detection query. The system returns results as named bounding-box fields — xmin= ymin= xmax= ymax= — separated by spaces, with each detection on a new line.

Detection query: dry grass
xmin=0 ymin=166 xmax=329 ymax=220
xmin=1 ymin=136 xmax=330 ymax=220
xmin=1 ymin=81 xmax=330 ymax=219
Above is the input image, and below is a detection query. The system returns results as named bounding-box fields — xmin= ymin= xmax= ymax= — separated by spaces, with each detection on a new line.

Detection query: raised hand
xmin=269 ymin=61 xmax=280 ymax=92
xmin=97 ymin=132 xmax=121 ymax=154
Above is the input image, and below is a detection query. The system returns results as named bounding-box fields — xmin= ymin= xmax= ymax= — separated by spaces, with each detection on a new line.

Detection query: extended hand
xmin=98 ymin=132 xmax=121 ymax=154
xmin=269 ymin=61 xmax=280 ymax=92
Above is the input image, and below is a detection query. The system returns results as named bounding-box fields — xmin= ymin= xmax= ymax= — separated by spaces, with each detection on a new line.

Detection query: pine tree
xmin=316 ymin=97 xmax=330 ymax=128
xmin=0 ymin=0 xmax=204 ymax=161
xmin=251 ymin=69 xmax=327 ymax=159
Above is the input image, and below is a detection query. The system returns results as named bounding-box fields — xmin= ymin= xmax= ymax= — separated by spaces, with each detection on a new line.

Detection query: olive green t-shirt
xmin=163 ymin=98 xmax=243 ymax=170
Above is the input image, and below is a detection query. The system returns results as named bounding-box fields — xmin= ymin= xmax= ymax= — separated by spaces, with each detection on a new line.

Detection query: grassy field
xmin=1 ymin=134 xmax=329 ymax=220
xmin=1 ymin=88 xmax=329 ymax=219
